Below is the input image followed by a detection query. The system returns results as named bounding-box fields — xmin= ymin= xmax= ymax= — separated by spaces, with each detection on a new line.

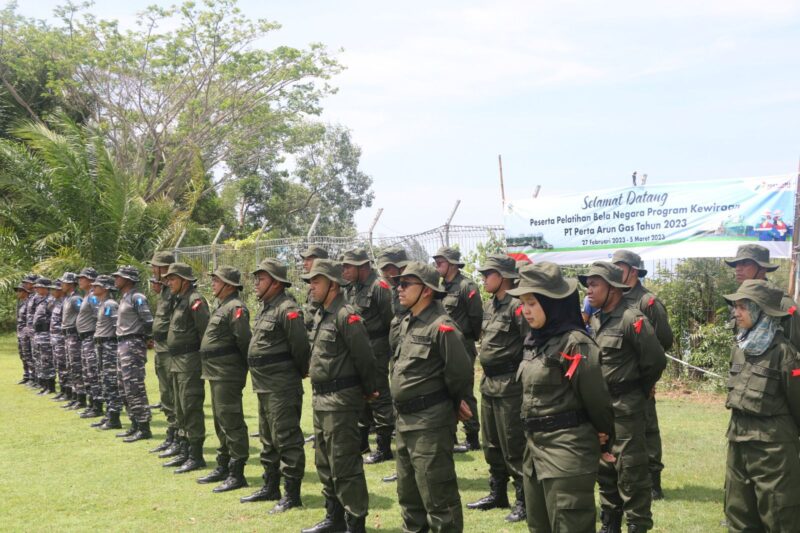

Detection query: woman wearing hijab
xmin=723 ymin=279 xmax=800 ymax=532
xmin=508 ymin=262 xmax=615 ymax=533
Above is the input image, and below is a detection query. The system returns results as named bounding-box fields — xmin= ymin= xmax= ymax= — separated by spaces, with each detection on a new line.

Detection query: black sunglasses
xmin=397 ymin=280 xmax=423 ymax=289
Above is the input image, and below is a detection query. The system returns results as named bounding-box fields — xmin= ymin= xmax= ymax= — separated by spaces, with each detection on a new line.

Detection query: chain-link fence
xmin=174 ymin=224 xmax=504 ymax=306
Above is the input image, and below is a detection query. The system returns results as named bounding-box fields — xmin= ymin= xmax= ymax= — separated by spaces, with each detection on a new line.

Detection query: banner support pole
xmin=792 ymin=157 xmax=800 ymax=300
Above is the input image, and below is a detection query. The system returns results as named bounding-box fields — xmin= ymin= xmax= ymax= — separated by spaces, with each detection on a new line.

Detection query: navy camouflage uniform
xmin=62 ymin=283 xmax=84 ymax=396
xmin=33 ymin=283 xmax=55 ymax=383
xmin=94 ymin=286 xmax=122 ymax=415
xmin=76 ymin=280 xmax=101 ymax=402
xmin=16 ymin=286 xmax=31 ymax=381
xmin=116 ymin=287 xmax=154 ymax=424
xmin=25 ymin=287 xmax=43 ymax=382
xmin=50 ymin=290 xmax=67 ymax=391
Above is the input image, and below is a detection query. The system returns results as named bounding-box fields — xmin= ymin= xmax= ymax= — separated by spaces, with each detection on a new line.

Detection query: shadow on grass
xmin=664 ymin=484 xmax=723 ymax=502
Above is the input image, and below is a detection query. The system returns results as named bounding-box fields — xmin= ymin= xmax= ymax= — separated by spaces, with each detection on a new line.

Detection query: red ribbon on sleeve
xmin=348 ymin=314 xmax=362 ymax=324
xmin=789 ymin=305 xmax=797 ymax=315
xmin=792 ymin=369 xmax=800 ymax=377
xmin=560 ymin=352 xmax=583 ymax=380
xmin=287 ymin=311 xmax=299 ymax=320
xmin=633 ymin=318 xmax=643 ymax=334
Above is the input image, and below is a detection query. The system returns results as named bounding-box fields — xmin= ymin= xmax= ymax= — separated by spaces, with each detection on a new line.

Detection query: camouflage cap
xmin=478 ymin=254 xmax=519 ymax=279
xmin=148 ymin=250 xmax=176 ymax=267
xmin=724 ymin=244 xmax=779 ymax=272
xmin=164 ymin=262 xmax=197 ymax=282
xmin=300 ymin=258 xmax=346 ymax=285
xmin=78 ymin=267 xmax=98 ymax=280
xmin=22 ymin=273 xmax=38 ymax=284
xmin=58 ymin=272 xmax=78 ymax=285
xmin=508 ymin=262 xmax=578 ymax=299
xmin=211 ymin=265 xmax=243 ymax=289
xmin=723 ymin=279 xmax=787 ymax=317
xmin=611 ymin=249 xmax=648 ymax=277
xmin=432 ymin=246 xmax=464 ymax=267
xmin=299 ymin=245 xmax=329 ymax=260
xmin=33 ymin=277 xmax=53 ymax=289
xmin=112 ymin=265 xmax=140 ymax=283
xmin=341 ymin=248 xmax=372 ymax=266
xmin=91 ymin=274 xmax=116 ymax=290
xmin=376 ymin=246 xmax=410 ymax=270
xmin=51 ymin=280 xmax=63 ymax=290
xmin=391 ymin=261 xmax=446 ymax=299
xmin=15 ymin=284 xmax=29 ymax=292
xmin=252 ymin=258 xmax=292 ymax=286
xmin=578 ymin=261 xmax=630 ymax=291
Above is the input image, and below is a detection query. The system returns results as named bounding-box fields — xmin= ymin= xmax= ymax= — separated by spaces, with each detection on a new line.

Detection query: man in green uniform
xmin=300 ymin=245 xmax=329 ymax=334
xmin=722 ymin=280 xmax=800 ymax=532
xmin=163 ymin=263 xmax=210 ymax=473
xmin=196 ymin=266 xmax=252 ymax=492
xmin=147 ymin=251 xmax=179 ymax=455
xmin=581 ymin=262 xmax=667 ymax=533
xmin=432 ymin=246 xmax=483 ymax=453
xmin=390 ymin=261 xmax=474 ymax=532
xmin=612 ymin=249 xmax=674 ymax=500
xmin=342 ymin=247 xmax=395 ymax=463
xmin=376 ymin=246 xmax=411 ymax=352
xmin=300 ymin=259 xmax=376 ymax=533
xmin=725 ymin=244 xmax=800 ymax=350
xmin=240 ymin=258 xmax=310 ymax=513
xmin=467 ymin=254 xmax=528 ymax=522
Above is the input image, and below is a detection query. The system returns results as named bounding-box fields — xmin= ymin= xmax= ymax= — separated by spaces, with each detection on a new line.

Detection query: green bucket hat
xmin=252 ymin=258 xmax=292 ymax=286
xmin=391 ymin=261 xmax=446 ymax=299
xmin=611 ymin=249 xmax=648 ymax=277
xmin=164 ymin=262 xmax=197 ymax=282
xmin=578 ymin=261 xmax=631 ymax=291
xmin=300 ymin=259 xmax=346 ymax=285
xmin=211 ymin=266 xmax=243 ymax=289
xmin=724 ymin=244 xmax=779 ymax=272
xmin=478 ymin=254 xmax=519 ymax=279
xmin=112 ymin=265 xmax=140 ymax=283
xmin=377 ymin=246 xmax=410 ymax=270
xmin=723 ymin=279 xmax=788 ymax=317
xmin=299 ymin=245 xmax=329 ymax=260
xmin=33 ymin=277 xmax=53 ymax=289
xmin=91 ymin=274 xmax=116 ymax=291
xmin=508 ymin=262 xmax=577 ymax=298
xmin=432 ymin=246 xmax=465 ymax=267
xmin=148 ymin=250 xmax=176 ymax=267
xmin=342 ymin=248 xmax=372 ymax=266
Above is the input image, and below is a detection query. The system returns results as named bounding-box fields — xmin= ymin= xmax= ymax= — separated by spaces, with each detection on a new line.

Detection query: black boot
xmin=163 ymin=438 xmax=189 ymax=467
xmin=599 ymin=509 xmax=623 ymax=533
xmin=158 ymin=435 xmax=184 ymax=458
xmin=651 ymin=471 xmax=664 ymax=501
xmin=116 ymin=420 xmax=139 ymax=438
xmin=505 ymin=480 xmax=526 ymax=522
xmin=48 ymin=378 xmax=56 ymax=393
xmin=80 ymin=400 xmax=104 ymax=418
xmin=454 ymin=431 xmax=481 ymax=453
xmin=269 ymin=477 xmax=303 ymax=514
xmin=359 ymin=426 xmax=370 ymax=455
xmin=467 ymin=477 xmax=509 ymax=510
xmin=17 ymin=376 xmax=29 ymax=385
xmin=174 ymin=441 xmax=206 ymax=473
xmin=300 ymin=497 xmax=346 ymax=533
xmin=123 ymin=421 xmax=152 ymax=442
xmin=240 ymin=470 xmax=281 ymax=503
xmin=53 ymin=385 xmax=68 ymax=401
xmin=90 ymin=414 xmax=109 ymax=428
xmin=150 ymin=427 xmax=176 ymax=453
xmin=628 ymin=525 xmax=648 ymax=533
xmin=344 ymin=513 xmax=366 ymax=533
xmin=213 ymin=458 xmax=248 ymax=493
xmin=62 ymin=391 xmax=79 ymax=408
xmin=197 ymin=454 xmax=230 ymax=484
xmin=37 ymin=379 xmax=49 ymax=395
xmin=100 ymin=411 xmax=122 ymax=430
xmin=364 ymin=433 xmax=393 ymax=465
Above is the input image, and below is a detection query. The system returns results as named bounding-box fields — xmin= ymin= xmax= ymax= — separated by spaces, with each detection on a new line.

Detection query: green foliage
xmin=686 ymin=321 xmax=734 ymax=378
xmin=462 ymin=232 xmax=505 ymax=301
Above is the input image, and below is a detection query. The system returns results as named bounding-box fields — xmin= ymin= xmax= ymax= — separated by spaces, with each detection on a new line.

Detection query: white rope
xmin=666 ymin=353 xmax=724 ymax=380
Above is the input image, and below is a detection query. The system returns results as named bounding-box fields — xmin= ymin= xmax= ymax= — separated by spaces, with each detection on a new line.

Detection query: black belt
xmin=78 ymin=331 xmax=95 ymax=341
xmin=368 ymin=330 xmax=389 ymax=340
xmin=248 ymin=352 xmax=293 ymax=367
xmin=608 ymin=379 xmax=642 ymax=397
xmin=394 ymin=389 xmax=451 ymax=415
xmin=153 ymin=332 xmax=168 ymax=342
xmin=34 ymin=325 xmax=49 ymax=333
xmin=117 ymin=334 xmax=145 ymax=342
xmin=200 ymin=346 xmax=239 ymax=358
xmin=482 ymin=359 xmax=520 ymax=378
xmin=95 ymin=336 xmax=116 ymax=343
xmin=311 ymin=375 xmax=361 ymax=395
xmin=170 ymin=344 xmax=201 ymax=356
xmin=63 ymin=327 xmax=77 ymax=336
xmin=524 ymin=410 xmax=588 ymax=433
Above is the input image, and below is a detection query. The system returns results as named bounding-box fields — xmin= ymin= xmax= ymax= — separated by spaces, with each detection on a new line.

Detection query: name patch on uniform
xmin=411 ymin=335 xmax=431 ymax=345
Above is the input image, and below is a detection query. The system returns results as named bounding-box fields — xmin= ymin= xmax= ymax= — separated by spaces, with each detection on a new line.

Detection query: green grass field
xmin=0 ymin=334 xmax=728 ymax=532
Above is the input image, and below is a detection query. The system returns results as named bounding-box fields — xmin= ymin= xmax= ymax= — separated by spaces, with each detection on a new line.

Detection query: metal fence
xmin=173 ymin=224 xmax=505 ymax=302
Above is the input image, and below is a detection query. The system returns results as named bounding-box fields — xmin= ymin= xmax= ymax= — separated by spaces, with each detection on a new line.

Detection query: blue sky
xmin=18 ymin=1 xmax=800 ymax=236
